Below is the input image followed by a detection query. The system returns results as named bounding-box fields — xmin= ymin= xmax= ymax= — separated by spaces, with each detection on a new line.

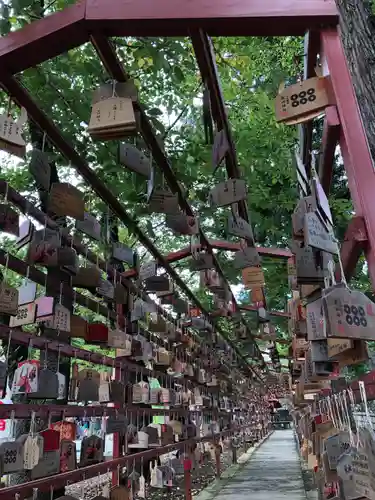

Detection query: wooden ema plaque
xmin=29 ymin=149 xmax=51 ymax=190
xmin=48 ymin=183 xmax=85 ymax=220
xmin=118 ymin=143 xmax=151 ymax=177
xmin=88 ymin=97 xmax=136 ymax=140
xmin=0 ymin=106 xmax=27 ymax=158
xmin=323 ymin=287 xmax=375 ymax=340
xmin=0 ymin=204 xmax=19 ymax=237
xmin=209 ymin=179 xmax=247 ymax=207
xmin=327 ymin=339 xmax=368 ymax=368
xmin=304 ymin=212 xmax=338 ymax=255
xmin=250 ymin=287 xmax=264 ymax=304
xmin=166 ymin=213 xmax=199 ymax=235
xmin=242 ymin=267 xmax=265 ymax=289
xmin=275 ymin=77 xmax=330 ymax=125
xmin=327 ymin=338 xmax=353 ymax=359
xmin=212 ymin=129 xmax=229 ymax=173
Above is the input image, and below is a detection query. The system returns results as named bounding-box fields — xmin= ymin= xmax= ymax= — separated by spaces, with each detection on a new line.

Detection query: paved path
xmin=212 ymin=430 xmax=306 ymax=500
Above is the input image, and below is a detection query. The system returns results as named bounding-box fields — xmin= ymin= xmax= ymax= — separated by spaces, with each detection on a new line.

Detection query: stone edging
xmin=193 ymin=431 xmax=274 ymax=500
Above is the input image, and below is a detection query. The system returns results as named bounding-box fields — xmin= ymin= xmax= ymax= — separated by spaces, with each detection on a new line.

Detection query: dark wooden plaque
xmin=209 ymin=179 xmax=247 ymax=207
xmin=118 ymin=143 xmax=151 ymax=177
xmin=304 ymin=212 xmax=338 ymax=255
xmin=212 ymin=129 xmax=229 ymax=173
xmin=323 ymin=287 xmax=375 ymax=340
xmin=233 ymin=247 xmax=260 ymax=269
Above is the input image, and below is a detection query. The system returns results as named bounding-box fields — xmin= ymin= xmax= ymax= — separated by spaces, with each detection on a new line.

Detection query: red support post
xmin=321 ymin=29 xmax=375 ymax=288
xmin=184 ymin=458 xmax=193 ymax=500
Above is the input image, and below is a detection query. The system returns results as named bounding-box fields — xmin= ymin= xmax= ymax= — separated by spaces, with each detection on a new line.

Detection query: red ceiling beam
xmin=0 ymin=2 xmax=87 ymax=74
xmin=239 ymin=305 xmax=290 ymax=318
xmin=318 ymin=105 xmax=340 ymax=194
xmin=122 ymin=242 xmax=292 ymax=278
xmin=0 ymin=1 xmax=338 ymax=76
xmin=85 ymin=0 xmax=338 ymax=37
xmin=210 ymin=240 xmax=293 ymax=258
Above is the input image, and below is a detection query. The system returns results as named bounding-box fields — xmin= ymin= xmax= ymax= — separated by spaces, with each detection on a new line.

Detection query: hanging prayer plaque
xmin=191 ymin=252 xmax=214 ymax=271
xmin=114 ymin=283 xmax=128 ymax=304
xmin=29 ymin=149 xmax=51 ymax=190
xmin=304 ymin=212 xmax=338 ymax=255
xmin=139 ymin=260 xmax=157 ymax=281
xmin=0 ymin=441 xmax=24 ymax=473
xmin=310 ymin=340 xmax=329 ymax=362
xmin=209 ymin=179 xmax=247 ymax=207
xmin=18 ymin=280 xmax=37 ymax=305
xmin=0 ymin=204 xmax=19 ymax=237
xmin=227 ymin=214 xmax=253 ymax=241
xmin=112 ymin=243 xmax=135 ymax=265
xmin=72 ymin=265 xmax=101 ymax=288
xmin=31 ymin=450 xmax=60 ymax=479
xmin=212 ymin=129 xmax=229 ymax=173
xmin=312 ymin=175 xmax=333 ymax=226
xmin=70 ymin=314 xmax=87 ymax=338
xmin=48 ymin=183 xmax=85 ymax=220
xmin=60 ymin=440 xmax=77 ymax=472
xmin=242 ymin=267 xmax=265 ymax=289
xmin=323 ymin=288 xmax=375 ymax=340
xmin=35 ymin=296 xmax=54 ymax=321
xmin=118 ymin=143 xmax=151 ymax=177
xmin=0 ymin=284 xmax=18 ymax=316
xmin=275 ymin=77 xmax=330 ymax=125
xmin=148 ymin=190 xmax=179 ymax=214
xmin=9 ymin=302 xmax=36 ymax=327
xmin=76 ymin=212 xmax=101 ymax=241
xmin=233 ymin=247 xmax=260 ymax=269
xmin=0 ymin=106 xmax=27 ymax=158
xmin=166 ymin=213 xmax=199 ymax=235
xmin=45 ymin=303 xmax=71 ymax=332
xmin=88 ymin=97 xmax=136 ymax=140
xmin=97 ymin=279 xmax=114 ymax=300
xmin=327 ymin=338 xmax=353 ymax=359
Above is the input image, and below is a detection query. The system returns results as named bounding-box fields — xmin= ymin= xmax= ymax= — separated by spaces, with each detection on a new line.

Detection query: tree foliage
xmin=0 ymin=0 xmax=371 ymax=366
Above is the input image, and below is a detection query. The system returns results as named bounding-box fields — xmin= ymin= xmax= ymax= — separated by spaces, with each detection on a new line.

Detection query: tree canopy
xmin=0 ymin=0 xmax=371 ymax=373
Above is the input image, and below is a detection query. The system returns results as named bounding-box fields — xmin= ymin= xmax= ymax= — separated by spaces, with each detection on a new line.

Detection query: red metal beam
xmin=0 ymin=0 xmax=338 ymax=75
xmin=0 ymin=2 xmax=87 ymax=74
xmin=210 ymin=240 xmax=293 ymax=258
xmin=319 ymin=105 xmax=340 ymax=194
xmin=85 ymin=0 xmax=338 ymax=37
xmin=321 ymin=29 xmax=375 ymax=288
xmin=239 ymin=305 xmax=290 ymax=318
xmin=335 ymin=216 xmax=368 ymax=282
xmin=122 ymin=243 xmax=292 ymax=278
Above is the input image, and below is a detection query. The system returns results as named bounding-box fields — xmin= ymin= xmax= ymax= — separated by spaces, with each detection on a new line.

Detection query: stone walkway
xmin=211 ymin=430 xmax=306 ymax=500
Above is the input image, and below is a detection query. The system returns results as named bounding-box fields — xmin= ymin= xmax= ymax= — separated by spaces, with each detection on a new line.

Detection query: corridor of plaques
xmin=210 ymin=430 xmax=307 ymax=500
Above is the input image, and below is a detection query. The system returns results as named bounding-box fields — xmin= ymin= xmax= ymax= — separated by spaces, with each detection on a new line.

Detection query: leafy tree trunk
xmin=335 ymin=0 xmax=375 ymax=161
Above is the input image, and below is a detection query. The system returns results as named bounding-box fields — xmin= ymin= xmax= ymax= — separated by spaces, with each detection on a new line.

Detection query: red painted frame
xmin=321 ymin=29 xmax=375 ymax=287
xmin=0 ymin=0 xmax=338 ymax=75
